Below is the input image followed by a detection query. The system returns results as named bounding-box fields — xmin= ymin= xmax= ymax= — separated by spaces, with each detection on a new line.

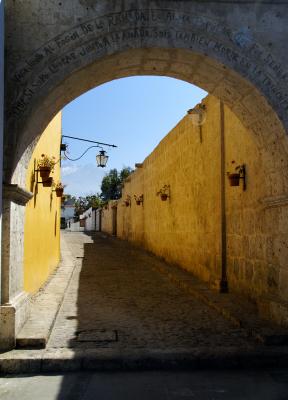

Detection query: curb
xmin=16 ymin=236 xmax=78 ymax=349
xmin=1 ymin=347 xmax=288 ymax=374
xmin=151 ymin=263 xmax=288 ymax=346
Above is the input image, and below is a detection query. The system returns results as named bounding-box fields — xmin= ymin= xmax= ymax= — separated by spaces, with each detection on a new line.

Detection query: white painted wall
xmin=81 ymin=207 xmax=97 ymax=231
xmin=68 ymin=220 xmax=84 ymax=232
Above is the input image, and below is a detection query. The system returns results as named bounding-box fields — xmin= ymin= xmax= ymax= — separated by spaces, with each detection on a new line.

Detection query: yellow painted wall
xmin=101 ymin=204 xmax=114 ymax=234
xmin=23 ymin=113 xmax=62 ymax=293
xmin=102 ymin=95 xmax=288 ymax=308
xmin=101 ymin=202 xmax=118 ymax=235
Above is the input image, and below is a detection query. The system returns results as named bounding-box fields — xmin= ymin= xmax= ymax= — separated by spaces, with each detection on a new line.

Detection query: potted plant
xmin=54 ymin=182 xmax=65 ymax=197
xmin=134 ymin=194 xmax=143 ymax=205
xmin=227 ymin=172 xmax=240 ymax=186
xmin=227 ymin=164 xmax=246 ymax=188
xmin=37 ymin=154 xmax=56 ymax=180
xmin=123 ymin=195 xmax=131 ymax=207
xmin=42 ymin=177 xmax=53 ymax=187
xmin=156 ymin=185 xmax=170 ymax=201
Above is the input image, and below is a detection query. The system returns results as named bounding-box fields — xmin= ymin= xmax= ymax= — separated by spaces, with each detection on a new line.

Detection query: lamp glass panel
xmin=96 ymin=152 xmax=108 ymax=167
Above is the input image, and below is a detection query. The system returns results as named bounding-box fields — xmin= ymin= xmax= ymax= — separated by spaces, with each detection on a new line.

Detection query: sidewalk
xmin=1 ymin=231 xmax=288 ymax=374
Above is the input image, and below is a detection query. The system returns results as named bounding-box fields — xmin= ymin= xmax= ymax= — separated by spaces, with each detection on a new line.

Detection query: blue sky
xmin=61 ymin=76 xmax=206 ymax=197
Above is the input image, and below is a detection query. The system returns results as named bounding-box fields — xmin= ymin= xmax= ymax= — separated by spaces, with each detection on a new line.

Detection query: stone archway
xmin=2 ymin=1 xmax=288 ymax=350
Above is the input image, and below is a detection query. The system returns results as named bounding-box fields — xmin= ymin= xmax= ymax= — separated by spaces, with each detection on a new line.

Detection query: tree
xmin=74 ymin=194 xmax=103 ymax=217
xmin=120 ymin=167 xmax=133 ymax=182
xmin=100 ymin=169 xmax=120 ymax=201
xmin=100 ymin=167 xmax=133 ymax=201
xmin=85 ymin=195 xmax=103 ymax=209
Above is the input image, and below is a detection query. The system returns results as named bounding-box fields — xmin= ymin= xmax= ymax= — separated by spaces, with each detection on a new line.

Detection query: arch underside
xmin=2 ymin=3 xmax=288 ymax=342
xmin=10 ymin=47 xmax=288 ymax=192
xmin=4 ymin=4 xmax=288 ymax=185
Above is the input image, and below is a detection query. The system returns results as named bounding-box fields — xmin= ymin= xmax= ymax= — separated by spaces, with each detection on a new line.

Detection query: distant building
xmin=61 ymin=199 xmax=75 ymax=226
xmin=78 ymin=207 xmax=102 ymax=232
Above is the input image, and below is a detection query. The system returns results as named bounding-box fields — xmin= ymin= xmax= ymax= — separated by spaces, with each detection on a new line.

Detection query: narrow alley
xmin=3 ymin=231 xmax=288 ymax=375
xmin=48 ymin=232 xmax=254 ymax=352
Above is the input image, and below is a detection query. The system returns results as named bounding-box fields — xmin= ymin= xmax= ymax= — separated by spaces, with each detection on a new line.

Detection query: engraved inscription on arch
xmin=7 ymin=8 xmax=288 ymax=122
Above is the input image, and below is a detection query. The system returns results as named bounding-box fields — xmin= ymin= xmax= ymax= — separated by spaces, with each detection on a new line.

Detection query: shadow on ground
xmin=50 ymin=232 xmax=270 ymax=399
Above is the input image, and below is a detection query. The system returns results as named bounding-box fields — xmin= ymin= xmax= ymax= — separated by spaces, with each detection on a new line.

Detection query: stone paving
xmin=47 ymin=232 xmax=255 ymax=351
xmin=16 ymin=235 xmax=77 ymax=348
xmin=3 ymin=231 xmax=288 ymax=374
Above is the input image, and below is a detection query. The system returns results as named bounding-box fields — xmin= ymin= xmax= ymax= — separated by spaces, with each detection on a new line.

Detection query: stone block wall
xmin=102 ymin=95 xmax=288 ymax=313
xmin=101 ymin=203 xmax=116 ymax=235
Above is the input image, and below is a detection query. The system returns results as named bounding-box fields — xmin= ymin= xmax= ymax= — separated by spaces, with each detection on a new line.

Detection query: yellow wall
xmin=102 ymin=95 xmax=288 ymax=306
xmin=101 ymin=205 xmax=114 ymax=234
xmin=101 ymin=202 xmax=118 ymax=235
xmin=23 ymin=113 xmax=62 ymax=293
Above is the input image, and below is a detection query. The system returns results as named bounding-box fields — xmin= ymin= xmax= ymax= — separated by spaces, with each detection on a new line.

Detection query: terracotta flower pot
xmin=39 ymin=166 xmax=51 ymax=180
xmin=55 ymin=188 xmax=64 ymax=197
xmin=228 ymin=173 xmax=240 ymax=186
xmin=160 ymin=193 xmax=168 ymax=201
xmin=42 ymin=177 xmax=53 ymax=187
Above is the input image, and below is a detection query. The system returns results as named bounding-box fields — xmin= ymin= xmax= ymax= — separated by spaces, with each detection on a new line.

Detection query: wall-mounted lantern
xmin=187 ymin=104 xmax=206 ymax=143
xmin=61 ymin=135 xmax=117 ymax=169
xmin=227 ymin=164 xmax=246 ymax=191
xmin=156 ymin=185 xmax=170 ymax=201
xmin=123 ymin=195 xmax=131 ymax=207
xmin=96 ymin=149 xmax=109 ymax=168
xmin=187 ymin=104 xmax=206 ymax=126
xmin=134 ymin=194 xmax=144 ymax=206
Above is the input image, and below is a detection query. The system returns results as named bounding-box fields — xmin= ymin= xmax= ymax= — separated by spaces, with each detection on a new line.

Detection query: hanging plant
xmin=134 ymin=194 xmax=144 ymax=205
xmin=156 ymin=185 xmax=170 ymax=201
xmin=42 ymin=177 xmax=54 ymax=188
xmin=227 ymin=164 xmax=246 ymax=190
xmin=54 ymin=182 xmax=65 ymax=197
xmin=123 ymin=195 xmax=131 ymax=207
xmin=227 ymin=173 xmax=240 ymax=186
xmin=37 ymin=154 xmax=56 ymax=180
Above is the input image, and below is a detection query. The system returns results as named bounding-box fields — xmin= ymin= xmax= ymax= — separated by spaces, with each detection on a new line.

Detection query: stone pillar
xmin=0 ymin=0 xmax=3 ymax=304
xmin=0 ymin=185 xmax=32 ymax=351
xmin=0 ymin=4 xmax=33 ymax=351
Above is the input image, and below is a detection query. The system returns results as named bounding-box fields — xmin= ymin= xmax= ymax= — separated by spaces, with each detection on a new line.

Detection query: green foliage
xmin=73 ymin=194 xmax=103 ymax=216
xmin=100 ymin=167 xmax=133 ymax=201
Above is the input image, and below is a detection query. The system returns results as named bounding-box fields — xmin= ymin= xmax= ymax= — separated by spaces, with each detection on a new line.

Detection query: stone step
xmin=16 ymin=337 xmax=46 ymax=349
xmin=1 ymin=347 xmax=288 ymax=374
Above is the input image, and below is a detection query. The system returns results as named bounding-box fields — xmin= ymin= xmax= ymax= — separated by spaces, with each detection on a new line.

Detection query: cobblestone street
xmin=47 ymin=232 xmax=255 ymax=352
xmin=2 ymin=231 xmax=288 ymax=374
